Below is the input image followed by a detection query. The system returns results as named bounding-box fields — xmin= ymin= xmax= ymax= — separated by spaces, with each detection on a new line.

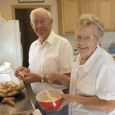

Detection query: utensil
xmin=24 ymin=83 xmax=36 ymax=109
xmin=41 ymin=74 xmax=54 ymax=99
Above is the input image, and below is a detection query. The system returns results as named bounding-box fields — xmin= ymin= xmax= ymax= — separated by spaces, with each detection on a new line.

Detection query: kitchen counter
xmin=110 ymin=54 xmax=115 ymax=60
xmin=113 ymin=56 xmax=115 ymax=60
xmin=0 ymin=88 xmax=34 ymax=115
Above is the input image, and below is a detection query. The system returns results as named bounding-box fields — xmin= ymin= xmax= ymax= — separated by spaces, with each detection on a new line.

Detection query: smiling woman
xmin=75 ymin=24 xmax=101 ymax=62
xmin=44 ymin=14 xmax=115 ymax=115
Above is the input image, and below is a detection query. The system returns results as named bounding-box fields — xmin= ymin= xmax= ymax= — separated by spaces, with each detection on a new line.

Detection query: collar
xmin=76 ymin=45 xmax=102 ymax=72
xmin=45 ymin=30 xmax=55 ymax=45
xmin=36 ymin=30 xmax=55 ymax=46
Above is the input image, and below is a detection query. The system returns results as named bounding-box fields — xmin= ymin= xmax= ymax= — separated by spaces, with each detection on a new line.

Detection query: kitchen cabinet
xmin=78 ymin=0 xmax=96 ymax=14
xmin=57 ymin=0 xmax=115 ymax=34
xmin=97 ymin=0 xmax=115 ymax=31
xmin=112 ymin=0 xmax=115 ymax=30
xmin=80 ymin=0 xmax=115 ymax=31
xmin=57 ymin=0 xmax=80 ymax=34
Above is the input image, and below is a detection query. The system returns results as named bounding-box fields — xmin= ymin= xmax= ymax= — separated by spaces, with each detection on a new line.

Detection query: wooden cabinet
xmin=79 ymin=0 xmax=113 ymax=28
xmin=57 ymin=0 xmax=115 ymax=34
xmin=112 ymin=0 xmax=115 ymax=30
xmin=79 ymin=0 xmax=96 ymax=14
xmin=97 ymin=0 xmax=115 ymax=31
xmin=57 ymin=0 xmax=79 ymax=34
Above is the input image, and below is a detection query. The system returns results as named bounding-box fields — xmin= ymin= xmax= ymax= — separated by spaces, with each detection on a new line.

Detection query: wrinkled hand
xmin=63 ymin=94 xmax=76 ymax=104
xmin=15 ymin=66 xmax=30 ymax=77
xmin=57 ymin=94 xmax=75 ymax=111
xmin=21 ymin=73 xmax=41 ymax=83
xmin=44 ymin=72 xmax=61 ymax=84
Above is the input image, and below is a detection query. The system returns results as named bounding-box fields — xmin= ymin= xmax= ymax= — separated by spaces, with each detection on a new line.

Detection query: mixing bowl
xmin=36 ymin=89 xmax=64 ymax=111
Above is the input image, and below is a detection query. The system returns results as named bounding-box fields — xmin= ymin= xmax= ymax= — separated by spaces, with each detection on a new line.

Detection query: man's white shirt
xmin=29 ymin=31 xmax=74 ymax=94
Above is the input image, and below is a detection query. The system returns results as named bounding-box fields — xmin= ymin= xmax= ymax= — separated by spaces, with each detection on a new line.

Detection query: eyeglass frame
xmin=31 ymin=18 xmax=52 ymax=26
xmin=75 ymin=34 xmax=99 ymax=41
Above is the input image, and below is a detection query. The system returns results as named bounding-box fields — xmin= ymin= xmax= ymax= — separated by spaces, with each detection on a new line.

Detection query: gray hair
xmin=76 ymin=14 xmax=104 ymax=37
xmin=30 ymin=7 xmax=52 ymax=22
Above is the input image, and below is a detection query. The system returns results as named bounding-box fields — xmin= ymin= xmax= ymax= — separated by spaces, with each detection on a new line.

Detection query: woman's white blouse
xmin=69 ymin=46 xmax=115 ymax=115
xmin=29 ymin=31 xmax=74 ymax=93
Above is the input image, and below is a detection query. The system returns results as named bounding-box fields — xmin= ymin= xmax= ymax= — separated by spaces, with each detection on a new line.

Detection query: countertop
xmin=0 ymin=88 xmax=34 ymax=115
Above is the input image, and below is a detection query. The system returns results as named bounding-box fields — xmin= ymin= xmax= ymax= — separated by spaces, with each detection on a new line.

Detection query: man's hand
xmin=20 ymin=73 xmax=42 ymax=83
xmin=15 ymin=66 xmax=30 ymax=77
xmin=45 ymin=72 xmax=60 ymax=84
xmin=44 ymin=72 xmax=70 ymax=87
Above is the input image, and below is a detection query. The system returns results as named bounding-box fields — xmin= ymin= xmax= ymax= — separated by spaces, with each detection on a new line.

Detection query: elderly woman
xmin=46 ymin=14 xmax=115 ymax=115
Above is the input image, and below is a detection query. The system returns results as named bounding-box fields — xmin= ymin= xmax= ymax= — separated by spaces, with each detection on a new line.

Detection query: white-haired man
xmin=15 ymin=8 xmax=74 ymax=115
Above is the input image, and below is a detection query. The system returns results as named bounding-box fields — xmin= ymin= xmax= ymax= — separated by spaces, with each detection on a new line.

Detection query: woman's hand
xmin=63 ymin=94 xmax=76 ymax=104
xmin=44 ymin=72 xmax=61 ymax=84
xmin=57 ymin=94 xmax=75 ymax=111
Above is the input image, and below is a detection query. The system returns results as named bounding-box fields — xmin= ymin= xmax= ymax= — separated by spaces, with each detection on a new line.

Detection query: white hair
xmin=76 ymin=14 xmax=104 ymax=37
xmin=30 ymin=7 xmax=52 ymax=22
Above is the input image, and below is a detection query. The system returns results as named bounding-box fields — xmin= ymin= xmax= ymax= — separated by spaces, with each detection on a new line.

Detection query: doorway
xmin=15 ymin=8 xmax=37 ymax=67
xmin=12 ymin=5 xmax=50 ymax=67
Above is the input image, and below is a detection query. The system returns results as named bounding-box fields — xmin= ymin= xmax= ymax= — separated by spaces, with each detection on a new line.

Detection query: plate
xmin=0 ymin=81 xmax=24 ymax=97
xmin=0 ymin=62 xmax=25 ymax=97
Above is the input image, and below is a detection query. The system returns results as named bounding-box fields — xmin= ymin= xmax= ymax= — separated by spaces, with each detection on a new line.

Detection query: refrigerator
xmin=0 ymin=20 xmax=22 ymax=66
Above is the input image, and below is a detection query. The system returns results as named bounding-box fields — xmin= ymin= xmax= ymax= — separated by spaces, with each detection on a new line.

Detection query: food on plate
xmin=0 ymin=81 xmax=24 ymax=97
xmin=2 ymin=97 xmax=15 ymax=106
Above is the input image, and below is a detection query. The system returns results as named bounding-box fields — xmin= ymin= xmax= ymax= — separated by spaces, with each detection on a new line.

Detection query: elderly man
xmin=15 ymin=8 xmax=74 ymax=115
xmin=45 ymin=14 xmax=115 ymax=115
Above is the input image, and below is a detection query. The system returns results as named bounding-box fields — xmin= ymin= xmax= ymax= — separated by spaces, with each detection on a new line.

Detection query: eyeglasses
xmin=75 ymin=34 xmax=97 ymax=41
xmin=31 ymin=18 xmax=51 ymax=25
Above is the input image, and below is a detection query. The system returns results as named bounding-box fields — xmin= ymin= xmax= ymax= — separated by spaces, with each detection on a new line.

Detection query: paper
xmin=0 ymin=74 xmax=11 ymax=83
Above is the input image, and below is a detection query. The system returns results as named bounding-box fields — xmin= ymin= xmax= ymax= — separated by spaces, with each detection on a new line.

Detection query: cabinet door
xmin=97 ymin=0 xmax=112 ymax=31
xmin=57 ymin=0 xmax=115 ymax=34
xmin=58 ymin=0 xmax=79 ymax=34
xmin=79 ymin=0 xmax=96 ymax=14
xmin=63 ymin=0 xmax=79 ymax=34
xmin=112 ymin=0 xmax=115 ymax=30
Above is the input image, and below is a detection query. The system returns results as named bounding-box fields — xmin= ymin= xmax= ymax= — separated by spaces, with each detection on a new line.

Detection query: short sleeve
xmin=95 ymin=65 xmax=115 ymax=100
xmin=59 ymin=41 xmax=74 ymax=73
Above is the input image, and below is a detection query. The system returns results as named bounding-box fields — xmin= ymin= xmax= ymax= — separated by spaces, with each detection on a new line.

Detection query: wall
xmin=102 ymin=32 xmax=115 ymax=52
xmin=0 ymin=0 xmax=115 ymax=53
xmin=0 ymin=0 xmax=58 ymax=33
xmin=0 ymin=20 xmax=22 ymax=66
xmin=64 ymin=32 xmax=115 ymax=54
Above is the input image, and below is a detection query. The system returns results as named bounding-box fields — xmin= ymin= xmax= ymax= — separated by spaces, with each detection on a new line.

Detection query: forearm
xmin=26 ymin=76 xmax=41 ymax=83
xmin=71 ymin=94 xmax=115 ymax=112
xmin=45 ymin=72 xmax=70 ymax=87
xmin=23 ymin=73 xmax=42 ymax=83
